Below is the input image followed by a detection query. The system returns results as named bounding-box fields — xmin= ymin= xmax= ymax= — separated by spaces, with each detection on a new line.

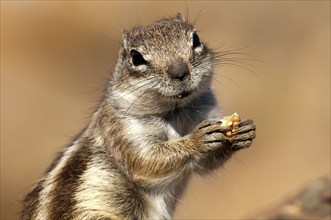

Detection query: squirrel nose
xmin=168 ymin=60 xmax=189 ymax=81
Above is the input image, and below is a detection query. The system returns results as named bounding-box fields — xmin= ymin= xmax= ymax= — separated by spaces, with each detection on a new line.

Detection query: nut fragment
xmin=220 ymin=113 xmax=241 ymax=137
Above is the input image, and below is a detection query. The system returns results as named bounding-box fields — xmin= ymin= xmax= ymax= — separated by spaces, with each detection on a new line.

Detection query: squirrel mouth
xmin=174 ymin=91 xmax=191 ymax=99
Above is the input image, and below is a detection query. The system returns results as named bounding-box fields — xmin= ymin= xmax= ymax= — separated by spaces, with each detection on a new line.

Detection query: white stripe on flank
xmin=35 ymin=142 xmax=80 ymax=219
xmin=74 ymin=150 xmax=117 ymax=219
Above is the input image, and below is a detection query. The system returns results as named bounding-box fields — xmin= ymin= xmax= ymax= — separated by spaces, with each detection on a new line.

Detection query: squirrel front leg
xmin=121 ymin=120 xmax=233 ymax=182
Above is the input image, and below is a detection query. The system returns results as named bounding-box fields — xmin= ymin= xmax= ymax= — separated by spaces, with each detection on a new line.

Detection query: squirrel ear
xmin=176 ymin=12 xmax=185 ymax=21
xmin=122 ymin=29 xmax=128 ymax=49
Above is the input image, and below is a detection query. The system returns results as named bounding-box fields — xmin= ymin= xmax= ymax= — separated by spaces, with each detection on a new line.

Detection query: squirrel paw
xmin=230 ymin=119 xmax=256 ymax=150
xmin=191 ymin=120 xmax=231 ymax=153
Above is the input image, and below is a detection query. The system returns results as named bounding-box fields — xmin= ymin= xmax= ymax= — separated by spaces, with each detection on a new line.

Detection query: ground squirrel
xmin=21 ymin=13 xmax=256 ymax=219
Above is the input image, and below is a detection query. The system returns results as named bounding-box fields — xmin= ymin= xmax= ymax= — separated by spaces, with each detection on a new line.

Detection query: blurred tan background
xmin=1 ymin=1 xmax=330 ymax=219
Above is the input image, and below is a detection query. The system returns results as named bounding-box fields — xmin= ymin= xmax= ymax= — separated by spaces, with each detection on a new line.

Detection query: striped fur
xmin=21 ymin=14 xmax=255 ymax=220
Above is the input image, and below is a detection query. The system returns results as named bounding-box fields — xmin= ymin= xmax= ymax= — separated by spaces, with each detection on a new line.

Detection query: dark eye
xmin=193 ymin=32 xmax=201 ymax=48
xmin=130 ymin=50 xmax=147 ymax=66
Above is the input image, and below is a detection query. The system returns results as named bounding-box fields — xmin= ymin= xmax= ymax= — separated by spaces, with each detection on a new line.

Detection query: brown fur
xmin=21 ymin=13 xmax=256 ymax=219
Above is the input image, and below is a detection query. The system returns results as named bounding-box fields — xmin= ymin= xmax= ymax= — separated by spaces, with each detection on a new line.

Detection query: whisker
xmin=213 ymin=51 xmax=260 ymax=60
xmin=211 ymin=76 xmax=226 ymax=88
xmin=213 ymin=58 xmax=258 ymax=69
xmin=218 ymin=73 xmax=242 ymax=88
xmin=124 ymin=81 xmax=159 ymax=115
xmin=214 ymin=41 xmax=257 ymax=53
xmin=113 ymin=78 xmax=158 ymax=104
xmin=67 ymin=88 xmax=102 ymax=96
xmin=211 ymin=26 xmax=242 ymax=51
xmin=216 ymin=62 xmax=259 ymax=77
xmin=185 ymin=0 xmax=190 ymax=22
xmin=136 ymin=1 xmax=140 ymax=26
xmin=184 ymin=109 xmax=194 ymax=124
xmin=192 ymin=2 xmax=209 ymax=26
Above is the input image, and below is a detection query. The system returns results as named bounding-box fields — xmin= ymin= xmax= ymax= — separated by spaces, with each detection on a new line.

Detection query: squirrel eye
xmin=130 ymin=50 xmax=147 ymax=66
xmin=193 ymin=32 xmax=201 ymax=48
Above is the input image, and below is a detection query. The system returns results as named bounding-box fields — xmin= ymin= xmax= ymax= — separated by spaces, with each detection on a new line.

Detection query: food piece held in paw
xmin=220 ymin=113 xmax=241 ymax=137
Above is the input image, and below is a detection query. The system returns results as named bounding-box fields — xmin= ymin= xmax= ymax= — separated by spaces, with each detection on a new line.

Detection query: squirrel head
xmin=109 ymin=13 xmax=214 ymax=115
